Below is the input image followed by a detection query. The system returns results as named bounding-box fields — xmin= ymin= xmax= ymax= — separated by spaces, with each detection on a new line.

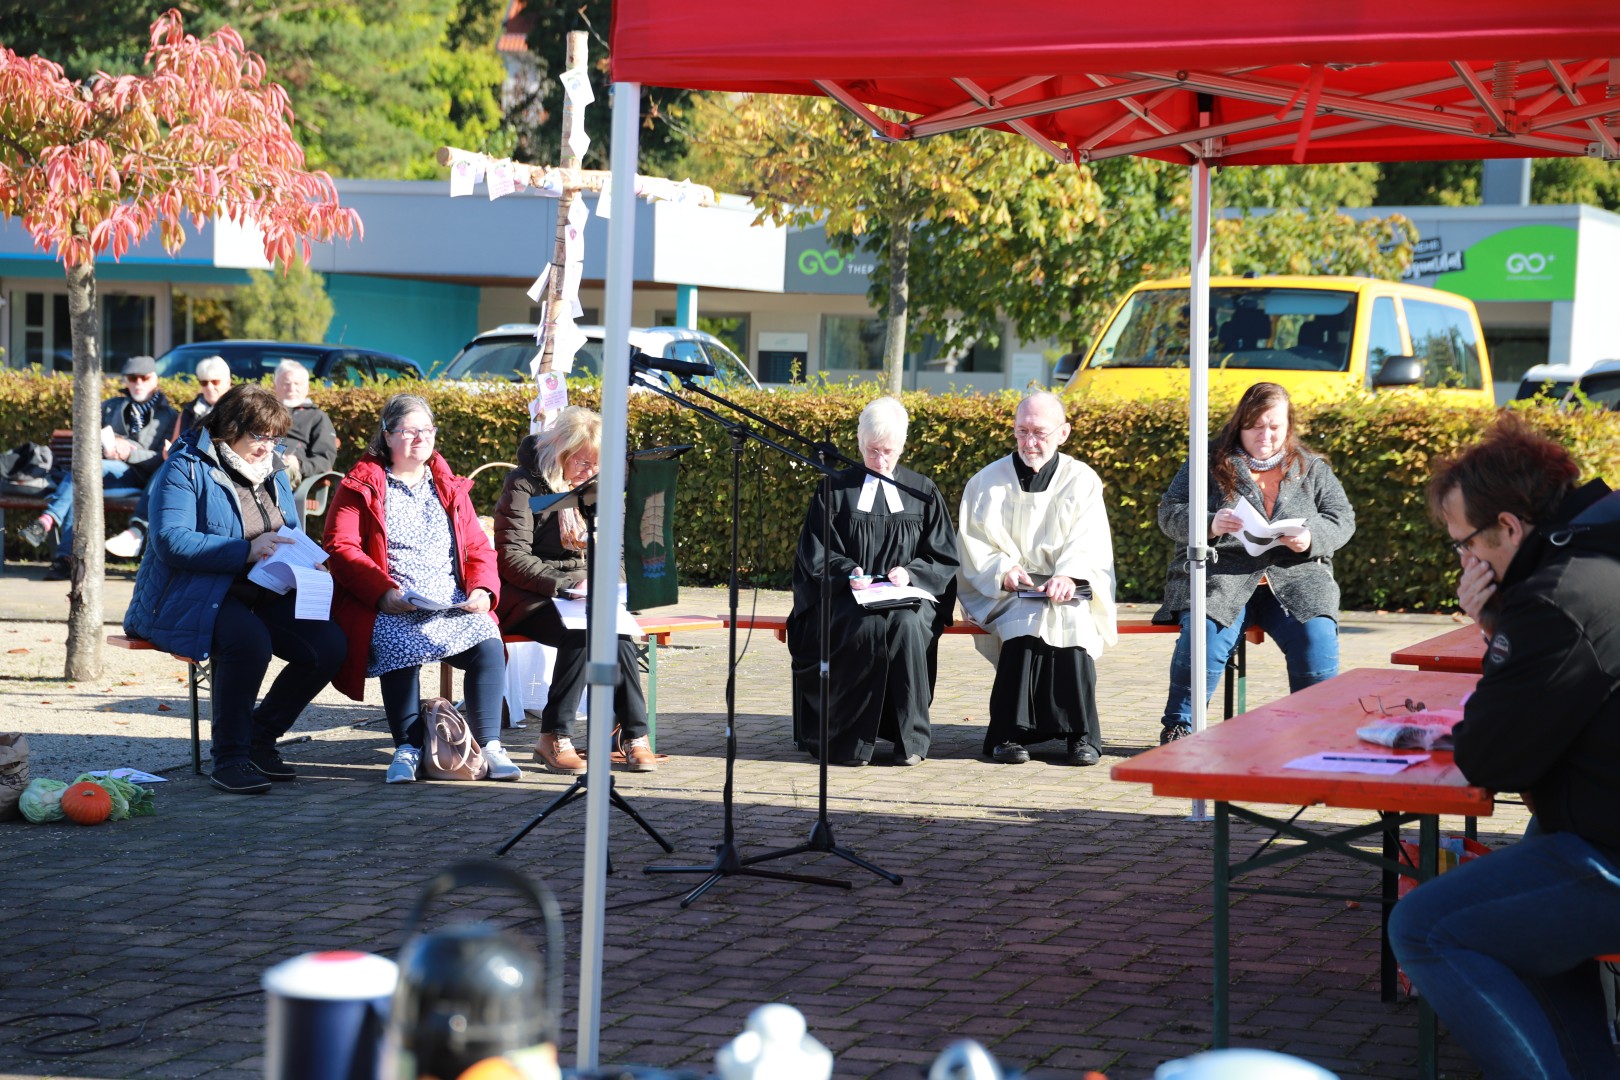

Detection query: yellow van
xmin=1064 ymin=275 xmax=1494 ymax=406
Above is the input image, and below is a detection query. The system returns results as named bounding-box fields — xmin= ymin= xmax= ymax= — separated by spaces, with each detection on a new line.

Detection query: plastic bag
xmin=0 ymin=733 xmax=27 ymax=822
xmin=19 ymin=777 xmax=67 ymax=823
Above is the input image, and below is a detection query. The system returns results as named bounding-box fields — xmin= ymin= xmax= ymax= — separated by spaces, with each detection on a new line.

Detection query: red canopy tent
xmin=564 ymin=4 xmax=1620 ymax=1069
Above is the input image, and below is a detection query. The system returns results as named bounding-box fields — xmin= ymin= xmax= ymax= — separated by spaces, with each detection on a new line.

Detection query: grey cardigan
xmin=1157 ymin=449 xmax=1355 ymax=628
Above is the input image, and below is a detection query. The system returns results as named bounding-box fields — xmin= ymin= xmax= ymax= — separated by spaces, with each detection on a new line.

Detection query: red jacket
xmin=323 ymin=451 xmax=501 ymax=701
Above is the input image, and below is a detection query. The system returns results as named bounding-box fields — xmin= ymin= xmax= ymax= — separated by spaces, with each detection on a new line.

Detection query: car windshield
xmin=442 ymin=337 xmax=605 ymax=382
xmin=1087 ymin=287 xmax=1358 ymax=374
xmin=155 ymin=344 xmax=321 ymax=382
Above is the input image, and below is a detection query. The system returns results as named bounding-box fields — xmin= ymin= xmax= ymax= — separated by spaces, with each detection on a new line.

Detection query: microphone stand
xmin=495 ymin=479 xmax=673 ymax=867
xmin=635 ymin=366 xmax=917 ymax=897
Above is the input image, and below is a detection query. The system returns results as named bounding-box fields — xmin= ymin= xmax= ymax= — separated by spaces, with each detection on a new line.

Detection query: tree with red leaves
xmin=0 ymin=9 xmax=361 ymax=678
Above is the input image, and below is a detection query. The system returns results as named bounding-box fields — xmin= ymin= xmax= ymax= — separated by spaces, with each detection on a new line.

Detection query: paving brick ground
xmin=0 ymin=570 xmax=1517 ymax=1079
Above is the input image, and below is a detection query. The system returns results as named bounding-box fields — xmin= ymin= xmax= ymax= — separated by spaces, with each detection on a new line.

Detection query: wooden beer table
xmin=1112 ymin=667 xmax=1495 ymax=1079
xmin=1389 ymin=623 xmax=1487 ymax=674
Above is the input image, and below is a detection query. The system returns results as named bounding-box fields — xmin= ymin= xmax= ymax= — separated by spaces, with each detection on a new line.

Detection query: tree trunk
xmin=64 ymin=258 xmax=105 ymax=681
xmin=883 ymin=216 xmax=910 ymax=395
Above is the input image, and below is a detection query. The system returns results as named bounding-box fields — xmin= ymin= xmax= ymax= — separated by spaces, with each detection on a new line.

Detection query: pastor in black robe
xmin=786 ymin=464 xmax=960 ymax=765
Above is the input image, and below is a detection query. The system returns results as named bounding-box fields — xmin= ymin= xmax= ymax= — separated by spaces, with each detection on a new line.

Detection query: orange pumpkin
xmin=60 ymin=781 xmax=112 ymax=826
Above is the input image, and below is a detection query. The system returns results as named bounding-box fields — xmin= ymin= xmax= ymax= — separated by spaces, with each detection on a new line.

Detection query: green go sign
xmin=798 ymin=248 xmax=845 ymax=275
xmin=1437 ymin=224 xmax=1578 ymax=302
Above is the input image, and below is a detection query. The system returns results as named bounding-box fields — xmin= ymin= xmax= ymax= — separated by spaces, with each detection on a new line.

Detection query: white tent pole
xmin=578 ymin=79 xmax=641 ymax=1069
xmin=1188 ymin=158 xmax=1212 ymax=822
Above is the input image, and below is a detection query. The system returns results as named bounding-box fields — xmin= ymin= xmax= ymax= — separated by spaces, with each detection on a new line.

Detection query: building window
xmin=822 ymin=315 xmax=885 ymax=370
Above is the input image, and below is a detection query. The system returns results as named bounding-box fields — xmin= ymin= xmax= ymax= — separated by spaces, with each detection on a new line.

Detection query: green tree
xmin=1213 ymin=164 xmax=1417 ymax=281
xmin=680 ymin=93 xmax=1105 ymax=393
xmin=231 ymin=263 xmax=336 ymax=343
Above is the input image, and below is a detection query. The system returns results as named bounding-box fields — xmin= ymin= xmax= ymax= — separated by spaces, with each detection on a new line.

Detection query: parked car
xmin=153 ymin=340 xmax=424 ymax=385
xmin=439 ymin=324 xmax=761 ymax=392
xmin=1515 ymin=359 xmax=1620 ymax=409
xmin=1064 ymin=275 xmax=1496 ymax=406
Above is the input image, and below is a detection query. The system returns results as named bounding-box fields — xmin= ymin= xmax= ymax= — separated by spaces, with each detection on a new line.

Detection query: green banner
xmin=1436 ymin=224 xmax=1578 ymax=302
xmin=625 ymin=456 xmax=679 ymax=610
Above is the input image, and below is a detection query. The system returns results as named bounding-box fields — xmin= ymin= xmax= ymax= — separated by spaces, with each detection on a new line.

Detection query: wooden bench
xmin=106 ymin=634 xmax=204 ymax=776
xmin=439 ymin=615 xmax=728 ymax=751
xmin=1389 ymin=623 xmax=1486 ymax=674
xmin=724 ymin=612 xmax=1265 ymax=721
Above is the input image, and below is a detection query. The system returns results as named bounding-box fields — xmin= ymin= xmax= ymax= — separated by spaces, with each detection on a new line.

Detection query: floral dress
xmin=367 ymin=471 xmax=499 ymax=677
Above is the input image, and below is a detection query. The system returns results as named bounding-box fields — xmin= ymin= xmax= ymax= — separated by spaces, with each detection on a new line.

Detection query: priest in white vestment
xmin=957 ymin=391 xmax=1118 ymax=765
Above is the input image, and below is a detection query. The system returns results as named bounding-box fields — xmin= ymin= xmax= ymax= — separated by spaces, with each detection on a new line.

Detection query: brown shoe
xmin=534 ymin=733 xmax=586 ymax=775
xmin=622 ymin=736 xmax=659 ymax=773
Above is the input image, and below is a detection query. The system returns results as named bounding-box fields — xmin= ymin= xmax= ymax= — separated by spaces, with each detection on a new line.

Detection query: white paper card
xmin=487 ymin=160 xmax=516 ymax=201
xmin=247 ymin=526 xmax=329 ymax=594
xmin=449 ymin=158 xmax=478 ymax=197
xmin=291 ymin=565 xmax=332 ymax=621
xmin=537 ymin=371 xmax=568 ymax=411
xmin=559 ymin=68 xmax=595 ymax=106
xmin=567 ymin=126 xmax=590 ymax=161
xmin=526 ymin=263 xmax=552 ymax=303
xmin=593 ymin=182 xmax=611 ymax=219
xmin=1284 ymin=752 xmax=1430 ymax=775
xmin=553 ymin=597 xmax=641 ymax=638
xmin=1231 ymin=498 xmax=1307 ymax=557
xmin=851 ymin=582 xmax=937 ymax=607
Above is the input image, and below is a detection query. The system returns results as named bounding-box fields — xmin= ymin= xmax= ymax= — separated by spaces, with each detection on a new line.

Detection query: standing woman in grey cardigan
xmin=1156 ymin=381 xmax=1355 ymax=744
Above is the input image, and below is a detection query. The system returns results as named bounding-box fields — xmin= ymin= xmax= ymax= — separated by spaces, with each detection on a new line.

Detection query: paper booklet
xmin=400 ymin=589 xmax=454 ymax=612
xmin=1015 ymin=574 xmax=1093 ymax=601
xmin=851 ymin=581 xmax=936 ymax=609
xmin=246 ymin=526 xmax=333 ymax=620
xmin=1231 ymin=498 xmax=1307 ymax=557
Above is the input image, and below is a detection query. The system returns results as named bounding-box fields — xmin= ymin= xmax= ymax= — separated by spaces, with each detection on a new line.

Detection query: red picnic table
xmin=1389 ymin=623 xmax=1487 ymax=674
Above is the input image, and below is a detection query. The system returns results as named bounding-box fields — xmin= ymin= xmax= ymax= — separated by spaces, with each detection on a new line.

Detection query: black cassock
xmin=786 ymin=464 xmax=960 ymax=764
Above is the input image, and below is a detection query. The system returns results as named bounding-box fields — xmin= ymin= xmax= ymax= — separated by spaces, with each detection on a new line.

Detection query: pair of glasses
xmin=1447 ymin=523 xmax=1490 ymax=556
xmin=198 ymin=378 xmax=225 ymax=386
xmin=1359 ymin=695 xmax=1425 ymax=717
xmin=246 ymin=433 xmax=283 ymax=445
xmin=1014 ymin=427 xmax=1057 ymax=443
xmin=390 ymin=426 xmax=437 ymax=441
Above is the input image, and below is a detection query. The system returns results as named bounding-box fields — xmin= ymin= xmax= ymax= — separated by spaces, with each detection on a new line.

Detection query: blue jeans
xmin=379 ymin=636 xmax=506 ymax=748
xmin=44 ymin=460 xmax=144 ymax=557
xmin=1159 ymin=587 xmax=1339 ymax=732
xmin=1390 ymin=830 xmax=1620 ymax=1078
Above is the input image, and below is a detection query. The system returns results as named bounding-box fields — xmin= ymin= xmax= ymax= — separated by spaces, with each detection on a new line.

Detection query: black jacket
xmin=104 ymin=390 xmax=178 ymax=483
xmin=1454 ymin=479 xmax=1620 ymax=855
xmin=283 ymin=402 xmax=338 ymax=477
xmin=491 ymin=435 xmax=588 ymax=629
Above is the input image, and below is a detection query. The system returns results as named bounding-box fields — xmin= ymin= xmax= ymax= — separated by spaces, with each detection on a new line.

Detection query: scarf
xmin=124 ymin=396 xmax=155 ymax=436
xmin=1237 ymin=448 xmax=1286 ymax=473
xmin=217 ymin=441 xmax=277 ymax=487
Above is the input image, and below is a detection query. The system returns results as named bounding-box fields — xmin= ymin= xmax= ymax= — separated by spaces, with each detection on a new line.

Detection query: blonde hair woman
xmin=492 ymin=407 xmax=656 ymax=774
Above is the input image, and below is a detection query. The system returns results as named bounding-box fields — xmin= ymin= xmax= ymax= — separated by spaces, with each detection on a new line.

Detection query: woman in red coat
xmin=324 ymin=393 xmax=515 ymax=784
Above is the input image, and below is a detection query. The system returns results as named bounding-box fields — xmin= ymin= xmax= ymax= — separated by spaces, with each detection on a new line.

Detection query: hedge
xmin=5 ymin=370 xmax=1618 ymax=612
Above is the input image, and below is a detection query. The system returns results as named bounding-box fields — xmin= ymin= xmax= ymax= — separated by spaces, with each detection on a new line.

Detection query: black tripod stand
xmin=495 ymin=479 xmax=672 ymax=864
xmin=634 ymin=367 xmax=923 ymax=901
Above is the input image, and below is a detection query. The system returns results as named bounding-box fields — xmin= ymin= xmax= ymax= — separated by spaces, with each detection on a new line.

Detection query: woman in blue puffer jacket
xmin=125 ymin=384 xmax=346 ymax=796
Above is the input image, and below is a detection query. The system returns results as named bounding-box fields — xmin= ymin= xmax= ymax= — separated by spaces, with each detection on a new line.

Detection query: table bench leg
xmin=1213 ymin=801 xmax=1230 ymax=1048
xmin=188 ymin=661 xmax=202 ymax=776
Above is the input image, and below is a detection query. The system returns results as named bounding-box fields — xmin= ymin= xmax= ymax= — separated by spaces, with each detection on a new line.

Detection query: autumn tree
xmin=0 ymin=10 xmax=360 ymax=679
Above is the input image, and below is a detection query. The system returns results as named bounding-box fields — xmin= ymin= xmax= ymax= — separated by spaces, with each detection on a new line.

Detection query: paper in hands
xmin=400 ymin=589 xmax=453 ymax=612
xmin=247 ymin=527 xmax=333 ymax=620
xmin=1231 ymin=498 xmax=1307 ymax=556
xmin=851 ymin=581 xmax=936 ymax=609
xmin=1015 ymin=575 xmax=1093 ymax=602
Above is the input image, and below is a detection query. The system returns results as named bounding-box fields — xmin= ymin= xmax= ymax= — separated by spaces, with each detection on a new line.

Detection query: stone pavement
xmin=0 ymin=568 xmax=1510 ymax=1079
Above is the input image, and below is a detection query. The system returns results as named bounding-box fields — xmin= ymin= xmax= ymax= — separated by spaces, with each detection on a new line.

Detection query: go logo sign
xmin=1505 ymin=252 xmax=1552 ymax=275
xmin=798 ymin=248 xmax=845 ymax=275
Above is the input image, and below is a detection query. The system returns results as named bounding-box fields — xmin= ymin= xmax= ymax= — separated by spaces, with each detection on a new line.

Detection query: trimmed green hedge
xmin=5 ymin=370 xmax=1618 ymax=611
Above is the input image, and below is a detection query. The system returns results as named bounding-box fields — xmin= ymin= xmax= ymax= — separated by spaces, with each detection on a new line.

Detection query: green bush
xmin=6 ymin=370 xmax=1619 ymax=612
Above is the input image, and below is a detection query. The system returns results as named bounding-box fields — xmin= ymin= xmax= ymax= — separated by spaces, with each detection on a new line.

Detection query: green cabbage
xmin=19 ymin=778 xmax=67 ymax=823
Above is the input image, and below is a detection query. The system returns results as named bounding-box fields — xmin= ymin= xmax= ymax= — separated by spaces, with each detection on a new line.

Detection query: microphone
xmin=629 ymin=347 xmax=715 ymax=381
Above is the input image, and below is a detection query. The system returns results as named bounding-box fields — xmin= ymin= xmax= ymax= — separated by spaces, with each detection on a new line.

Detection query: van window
xmin=1403 ymin=299 xmax=1483 ymax=390
xmin=1088 ymin=287 xmax=1355 ymax=372
xmin=1366 ymin=297 xmax=1404 ymax=387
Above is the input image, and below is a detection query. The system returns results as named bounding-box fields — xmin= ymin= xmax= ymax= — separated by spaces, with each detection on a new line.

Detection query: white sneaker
xmin=386 ymin=745 xmax=421 ymax=784
xmin=105 ymin=527 xmax=145 ymax=559
xmin=483 ymin=740 xmax=521 ymax=782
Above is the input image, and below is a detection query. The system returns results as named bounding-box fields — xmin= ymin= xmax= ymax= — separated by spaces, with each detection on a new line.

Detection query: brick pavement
xmin=0 ymin=587 xmax=1515 ymax=1079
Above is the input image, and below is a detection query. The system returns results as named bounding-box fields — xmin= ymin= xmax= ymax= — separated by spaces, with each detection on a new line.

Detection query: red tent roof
xmin=610 ymin=1 xmax=1620 ymax=165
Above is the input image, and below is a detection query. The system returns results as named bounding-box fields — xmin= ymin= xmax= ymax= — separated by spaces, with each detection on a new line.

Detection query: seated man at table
xmin=1390 ymin=415 xmax=1620 ymax=1077
xmin=956 ymin=390 xmax=1117 ymax=766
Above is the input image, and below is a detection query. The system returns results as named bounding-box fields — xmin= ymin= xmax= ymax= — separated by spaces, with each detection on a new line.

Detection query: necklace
xmin=1240 ymin=449 xmax=1286 ymax=473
